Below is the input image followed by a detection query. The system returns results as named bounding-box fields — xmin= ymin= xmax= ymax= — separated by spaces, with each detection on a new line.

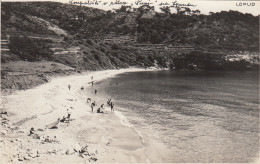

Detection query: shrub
xmin=9 ymin=35 xmax=53 ymax=61
xmin=86 ymin=39 xmax=93 ymax=45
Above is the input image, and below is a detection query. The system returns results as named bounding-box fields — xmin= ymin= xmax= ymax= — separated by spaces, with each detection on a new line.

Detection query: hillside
xmin=1 ymin=2 xmax=259 ymax=90
xmin=136 ymin=11 xmax=259 ymax=50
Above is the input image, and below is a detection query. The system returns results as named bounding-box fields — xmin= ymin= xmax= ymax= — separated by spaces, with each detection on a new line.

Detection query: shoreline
xmin=0 ymin=67 xmax=168 ymax=163
xmin=1 ymin=66 xmax=166 ymax=96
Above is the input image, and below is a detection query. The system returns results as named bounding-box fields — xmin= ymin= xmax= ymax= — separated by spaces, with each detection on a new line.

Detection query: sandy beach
xmin=0 ymin=68 xmax=169 ymax=163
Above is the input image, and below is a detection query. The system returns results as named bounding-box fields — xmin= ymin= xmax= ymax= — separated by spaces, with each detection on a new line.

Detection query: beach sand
xmin=0 ymin=68 xmax=169 ymax=163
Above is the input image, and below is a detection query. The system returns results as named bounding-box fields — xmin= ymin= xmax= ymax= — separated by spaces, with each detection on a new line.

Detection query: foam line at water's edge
xmin=114 ymin=110 xmax=151 ymax=162
xmin=114 ymin=110 xmax=147 ymax=145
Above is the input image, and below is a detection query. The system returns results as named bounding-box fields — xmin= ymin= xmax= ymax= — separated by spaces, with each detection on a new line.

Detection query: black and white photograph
xmin=0 ymin=0 xmax=259 ymax=163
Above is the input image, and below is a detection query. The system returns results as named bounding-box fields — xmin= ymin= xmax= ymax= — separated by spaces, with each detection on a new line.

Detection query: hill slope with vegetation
xmin=1 ymin=2 xmax=259 ymax=90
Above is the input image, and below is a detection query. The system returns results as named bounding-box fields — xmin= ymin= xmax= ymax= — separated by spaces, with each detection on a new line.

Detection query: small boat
xmin=45 ymin=119 xmax=60 ymax=129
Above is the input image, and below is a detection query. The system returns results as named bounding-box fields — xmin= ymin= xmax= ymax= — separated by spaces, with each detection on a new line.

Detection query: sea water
xmin=94 ymin=70 xmax=259 ymax=162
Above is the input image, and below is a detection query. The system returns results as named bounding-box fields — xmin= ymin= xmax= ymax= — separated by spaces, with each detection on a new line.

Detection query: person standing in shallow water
xmin=91 ymin=76 xmax=94 ymax=87
xmin=95 ymin=89 xmax=97 ymax=95
xmin=110 ymin=102 xmax=114 ymax=111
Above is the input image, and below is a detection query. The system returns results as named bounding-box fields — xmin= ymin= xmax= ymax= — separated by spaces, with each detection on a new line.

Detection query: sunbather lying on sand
xmin=60 ymin=116 xmax=66 ymax=122
xmin=60 ymin=116 xmax=71 ymax=123
xmin=41 ymin=136 xmax=59 ymax=144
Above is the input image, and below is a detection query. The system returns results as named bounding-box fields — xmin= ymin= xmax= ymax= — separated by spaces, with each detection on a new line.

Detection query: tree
xmin=191 ymin=10 xmax=196 ymax=15
xmin=175 ymin=7 xmax=186 ymax=15
xmin=160 ymin=6 xmax=171 ymax=15
xmin=195 ymin=10 xmax=201 ymax=15
xmin=116 ymin=6 xmax=131 ymax=12
xmin=184 ymin=7 xmax=191 ymax=15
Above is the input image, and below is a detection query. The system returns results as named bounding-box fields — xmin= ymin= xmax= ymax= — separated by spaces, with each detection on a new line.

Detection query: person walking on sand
xmin=87 ymin=98 xmax=91 ymax=103
xmin=67 ymin=109 xmax=71 ymax=122
xmin=91 ymin=81 xmax=94 ymax=87
xmin=110 ymin=102 xmax=114 ymax=111
xmin=68 ymin=84 xmax=71 ymax=90
xmin=67 ymin=112 xmax=71 ymax=120
xmin=95 ymin=89 xmax=97 ymax=95
xmin=91 ymin=101 xmax=96 ymax=112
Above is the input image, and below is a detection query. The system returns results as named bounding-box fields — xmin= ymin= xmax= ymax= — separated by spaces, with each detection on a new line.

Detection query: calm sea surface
xmin=94 ymin=70 xmax=259 ymax=162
